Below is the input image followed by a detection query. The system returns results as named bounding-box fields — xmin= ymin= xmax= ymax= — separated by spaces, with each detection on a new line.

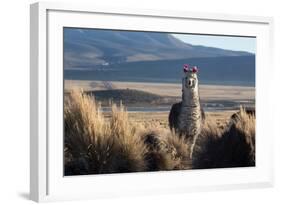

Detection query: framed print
xmin=30 ymin=2 xmax=274 ymax=202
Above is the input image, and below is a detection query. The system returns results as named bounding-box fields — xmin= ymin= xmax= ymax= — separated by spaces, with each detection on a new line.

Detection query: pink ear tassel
xmin=192 ymin=66 xmax=198 ymax=73
xmin=183 ymin=64 xmax=189 ymax=72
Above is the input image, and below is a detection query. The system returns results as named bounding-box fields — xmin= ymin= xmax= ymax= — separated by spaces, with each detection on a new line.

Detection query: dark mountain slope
xmin=65 ymin=55 xmax=255 ymax=86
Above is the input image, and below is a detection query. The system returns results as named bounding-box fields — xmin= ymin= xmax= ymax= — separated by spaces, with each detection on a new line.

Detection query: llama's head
xmin=183 ymin=64 xmax=199 ymax=90
xmin=182 ymin=65 xmax=199 ymax=104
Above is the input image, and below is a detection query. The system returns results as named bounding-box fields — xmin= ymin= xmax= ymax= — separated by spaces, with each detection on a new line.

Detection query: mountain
xmin=63 ymin=28 xmax=253 ymax=70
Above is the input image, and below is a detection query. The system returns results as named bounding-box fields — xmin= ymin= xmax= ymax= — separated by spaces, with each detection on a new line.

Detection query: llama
xmin=169 ymin=65 xmax=205 ymax=158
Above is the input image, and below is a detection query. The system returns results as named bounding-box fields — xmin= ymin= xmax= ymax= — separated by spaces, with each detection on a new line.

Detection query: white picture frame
xmin=30 ymin=2 xmax=274 ymax=202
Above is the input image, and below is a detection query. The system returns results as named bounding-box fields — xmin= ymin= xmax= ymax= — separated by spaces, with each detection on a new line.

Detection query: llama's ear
xmin=192 ymin=66 xmax=198 ymax=73
xmin=183 ymin=64 xmax=189 ymax=73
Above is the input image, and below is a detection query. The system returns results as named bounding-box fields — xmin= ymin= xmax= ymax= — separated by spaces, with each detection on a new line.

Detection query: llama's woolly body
xmin=169 ymin=71 xmax=204 ymax=158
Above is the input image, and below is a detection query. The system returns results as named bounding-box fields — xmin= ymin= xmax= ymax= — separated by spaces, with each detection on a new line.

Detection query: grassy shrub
xmin=109 ymin=103 xmax=147 ymax=172
xmin=64 ymin=90 xmax=147 ymax=175
xmin=192 ymin=108 xmax=255 ymax=169
xmin=141 ymin=129 xmax=191 ymax=171
xmin=165 ymin=131 xmax=192 ymax=169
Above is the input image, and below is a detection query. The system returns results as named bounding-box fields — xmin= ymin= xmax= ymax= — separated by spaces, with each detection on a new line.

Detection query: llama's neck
xmin=178 ymin=85 xmax=201 ymax=139
xmin=182 ymin=89 xmax=200 ymax=107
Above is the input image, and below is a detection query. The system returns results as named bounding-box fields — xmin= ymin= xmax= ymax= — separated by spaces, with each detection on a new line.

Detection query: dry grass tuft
xmin=109 ymin=103 xmax=147 ymax=172
xmin=140 ymin=129 xmax=191 ymax=171
xmin=192 ymin=108 xmax=255 ymax=169
xmin=64 ymin=89 xmax=147 ymax=175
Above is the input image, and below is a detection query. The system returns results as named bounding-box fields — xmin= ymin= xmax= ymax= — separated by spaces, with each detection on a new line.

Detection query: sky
xmin=172 ymin=34 xmax=256 ymax=53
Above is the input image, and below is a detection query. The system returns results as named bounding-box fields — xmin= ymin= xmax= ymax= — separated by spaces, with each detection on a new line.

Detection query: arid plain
xmin=65 ymin=80 xmax=255 ymax=130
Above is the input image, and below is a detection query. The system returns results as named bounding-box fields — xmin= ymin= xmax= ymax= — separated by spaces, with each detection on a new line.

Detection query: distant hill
xmin=64 ymin=28 xmax=254 ymax=70
xmin=83 ymin=89 xmax=253 ymax=110
xmin=85 ymin=89 xmax=175 ymax=106
xmin=65 ymin=56 xmax=255 ymax=86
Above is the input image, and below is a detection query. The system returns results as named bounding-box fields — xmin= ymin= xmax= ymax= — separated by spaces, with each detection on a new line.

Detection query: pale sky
xmin=172 ymin=34 xmax=256 ymax=53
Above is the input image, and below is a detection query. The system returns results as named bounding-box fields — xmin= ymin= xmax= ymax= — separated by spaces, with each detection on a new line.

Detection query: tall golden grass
xmin=140 ymin=129 xmax=192 ymax=171
xmin=64 ymin=90 xmax=191 ymax=175
xmin=64 ymin=90 xmax=255 ymax=175
xmin=192 ymin=107 xmax=255 ymax=169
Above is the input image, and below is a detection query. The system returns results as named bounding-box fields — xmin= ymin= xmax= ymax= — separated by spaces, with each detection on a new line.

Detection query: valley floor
xmin=65 ymin=80 xmax=254 ymax=130
xmin=65 ymin=79 xmax=255 ymax=101
xmin=127 ymin=111 xmax=235 ymax=130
